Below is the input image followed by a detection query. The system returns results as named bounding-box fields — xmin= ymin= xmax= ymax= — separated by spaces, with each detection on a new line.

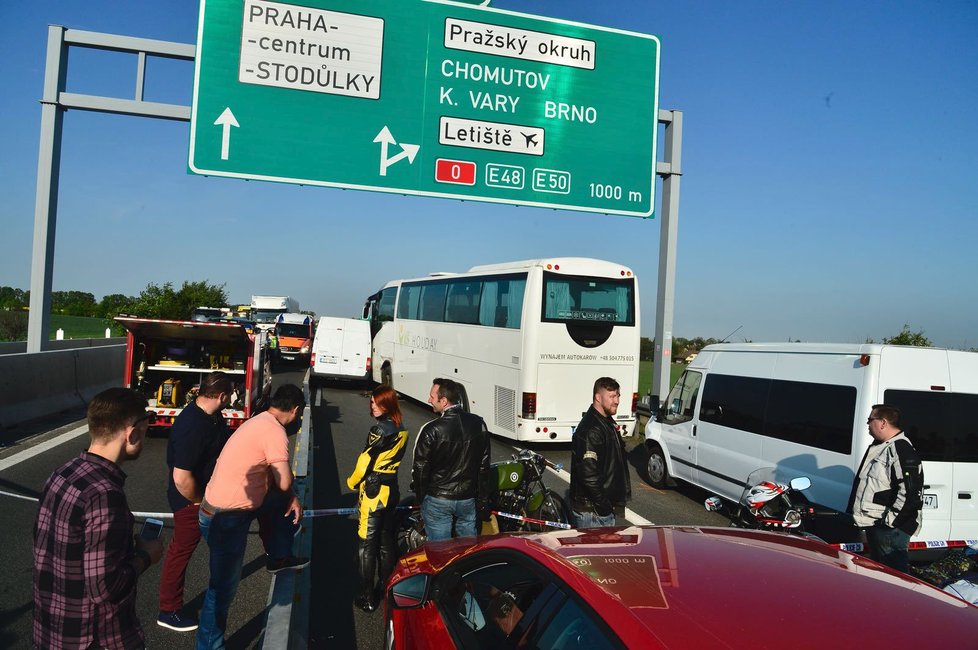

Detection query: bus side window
xmin=495 ymin=307 xmax=508 ymax=328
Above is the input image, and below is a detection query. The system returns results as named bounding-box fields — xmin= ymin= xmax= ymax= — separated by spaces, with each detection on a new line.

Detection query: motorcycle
xmin=704 ymin=467 xmax=829 ymax=542
xmin=398 ymin=449 xmax=571 ymax=553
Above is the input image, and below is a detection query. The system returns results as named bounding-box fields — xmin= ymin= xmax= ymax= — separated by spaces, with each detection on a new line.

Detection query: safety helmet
xmin=745 ymin=481 xmax=788 ymax=509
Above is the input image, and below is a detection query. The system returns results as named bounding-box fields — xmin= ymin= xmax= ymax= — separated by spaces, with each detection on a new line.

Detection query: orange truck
xmin=115 ymin=316 xmax=272 ymax=430
xmin=274 ymin=312 xmax=315 ymax=365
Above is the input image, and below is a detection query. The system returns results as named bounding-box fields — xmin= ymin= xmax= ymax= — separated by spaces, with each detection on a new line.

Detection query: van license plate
xmin=319 ymin=355 xmax=338 ymax=364
xmin=922 ymin=493 xmax=938 ymax=509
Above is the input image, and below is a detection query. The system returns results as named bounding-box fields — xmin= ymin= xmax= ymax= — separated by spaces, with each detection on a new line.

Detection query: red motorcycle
xmin=705 ymin=468 xmax=832 ymax=542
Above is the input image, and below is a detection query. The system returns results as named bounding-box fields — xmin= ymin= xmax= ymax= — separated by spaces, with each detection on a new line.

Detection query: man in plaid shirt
xmin=33 ymin=387 xmax=164 ymax=649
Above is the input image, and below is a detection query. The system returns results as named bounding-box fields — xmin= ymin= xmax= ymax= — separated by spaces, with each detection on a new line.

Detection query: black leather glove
xmin=364 ymin=473 xmax=381 ymax=499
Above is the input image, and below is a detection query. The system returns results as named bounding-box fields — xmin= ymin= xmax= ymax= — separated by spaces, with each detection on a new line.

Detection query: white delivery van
xmin=645 ymin=343 xmax=978 ymax=547
xmin=310 ymin=317 xmax=372 ymax=384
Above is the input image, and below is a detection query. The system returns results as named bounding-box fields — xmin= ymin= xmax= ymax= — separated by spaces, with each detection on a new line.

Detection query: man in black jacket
xmin=412 ymin=378 xmax=491 ymax=541
xmin=570 ymin=377 xmax=631 ymax=528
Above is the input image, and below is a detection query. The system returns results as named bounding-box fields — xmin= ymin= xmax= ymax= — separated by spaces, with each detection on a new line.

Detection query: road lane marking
xmin=544 ymin=459 xmax=653 ymax=526
xmin=0 ymin=424 xmax=88 ymax=472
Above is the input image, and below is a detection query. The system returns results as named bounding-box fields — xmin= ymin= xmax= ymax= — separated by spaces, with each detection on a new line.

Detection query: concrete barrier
xmin=0 ymin=345 xmax=125 ymax=430
xmin=0 ymin=337 xmax=126 ymax=356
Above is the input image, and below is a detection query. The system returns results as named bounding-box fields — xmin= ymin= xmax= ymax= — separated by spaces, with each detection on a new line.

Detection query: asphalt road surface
xmin=0 ymin=370 xmax=725 ymax=649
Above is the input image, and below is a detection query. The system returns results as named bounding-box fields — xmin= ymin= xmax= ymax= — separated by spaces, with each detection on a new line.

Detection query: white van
xmin=310 ymin=317 xmax=371 ymax=384
xmin=645 ymin=343 xmax=978 ymax=548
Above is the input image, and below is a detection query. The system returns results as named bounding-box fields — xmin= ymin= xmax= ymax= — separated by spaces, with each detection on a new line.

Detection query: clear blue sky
xmin=1 ymin=1 xmax=976 ymax=347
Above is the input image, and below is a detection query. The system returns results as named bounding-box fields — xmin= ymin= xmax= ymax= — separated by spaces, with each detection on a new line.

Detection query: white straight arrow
xmin=214 ymin=107 xmax=239 ymax=160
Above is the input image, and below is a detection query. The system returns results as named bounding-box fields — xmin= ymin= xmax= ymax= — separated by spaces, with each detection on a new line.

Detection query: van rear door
xmin=313 ymin=319 xmax=345 ymax=377
xmin=948 ymin=351 xmax=978 ymax=542
xmin=880 ymin=347 xmax=953 ymax=544
xmin=340 ymin=321 xmax=371 ymax=379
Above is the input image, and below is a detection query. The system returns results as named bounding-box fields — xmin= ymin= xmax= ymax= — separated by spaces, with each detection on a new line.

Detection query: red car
xmin=384 ymin=525 xmax=978 ymax=649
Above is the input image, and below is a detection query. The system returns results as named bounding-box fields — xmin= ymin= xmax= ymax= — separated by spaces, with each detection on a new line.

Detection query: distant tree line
xmin=636 ymin=326 xmax=968 ymax=363
xmin=0 ymin=281 xmax=230 ymax=341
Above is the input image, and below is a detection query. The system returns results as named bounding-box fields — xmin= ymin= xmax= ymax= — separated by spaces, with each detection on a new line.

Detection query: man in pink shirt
xmin=195 ymin=384 xmax=308 ymax=650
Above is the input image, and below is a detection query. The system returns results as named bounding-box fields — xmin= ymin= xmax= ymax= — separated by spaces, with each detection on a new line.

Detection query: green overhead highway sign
xmin=189 ymin=0 xmax=660 ymax=217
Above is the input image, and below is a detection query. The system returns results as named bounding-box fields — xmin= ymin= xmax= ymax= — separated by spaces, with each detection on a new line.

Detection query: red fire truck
xmin=115 ymin=316 xmax=272 ymax=430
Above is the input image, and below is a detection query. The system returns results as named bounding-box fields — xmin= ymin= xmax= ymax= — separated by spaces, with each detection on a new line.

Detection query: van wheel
xmin=381 ymin=365 xmax=393 ymax=388
xmin=646 ymin=443 xmax=668 ymax=489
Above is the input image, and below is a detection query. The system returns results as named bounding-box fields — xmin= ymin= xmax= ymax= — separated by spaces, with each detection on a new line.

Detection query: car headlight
xmin=300 ymin=346 xmax=310 ymax=353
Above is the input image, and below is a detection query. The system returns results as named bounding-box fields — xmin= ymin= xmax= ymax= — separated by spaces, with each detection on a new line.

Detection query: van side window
xmin=764 ymin=380 xmax=856 ymax=454
xmin=700 ymin=374 xmax=856 ymax=453
xmin=885 ymin=389 xmax=978 ymax=463
xmin=663 ymin=371 xmax=702 ymax=424
xmin=700 ymin=374 xmax=767 ymax=435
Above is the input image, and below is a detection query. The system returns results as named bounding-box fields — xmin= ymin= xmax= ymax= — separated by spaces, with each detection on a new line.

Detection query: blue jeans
xmin=421 ymin=496 xmax=476 ymax=541
xmin=866 ymin=524 xmax=911 ymax=573
xmin=196 ymin=493 xmax=297 ymax=650
xmin=572 ymin=509 xmax=616 ymax=529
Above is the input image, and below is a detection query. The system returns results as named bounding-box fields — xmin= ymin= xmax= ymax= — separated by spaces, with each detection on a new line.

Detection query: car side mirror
xmin=390 ymin=574 xmax=430 ymax=609
xmin=789 ymin=477 xmax=811 ymax=492
xmin=647 ymin=394 xmax=660 ymax=420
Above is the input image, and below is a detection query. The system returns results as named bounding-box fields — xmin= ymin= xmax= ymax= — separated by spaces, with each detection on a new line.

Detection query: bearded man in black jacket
xmin=412 ymin=378 xmax=491 ymax=541
xmin=570 ymin=377 xmax=631 ymax=528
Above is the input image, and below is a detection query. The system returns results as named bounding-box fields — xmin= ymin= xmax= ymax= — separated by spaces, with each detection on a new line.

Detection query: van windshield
xmin=276 ymin=324 xmax=310 ymax=338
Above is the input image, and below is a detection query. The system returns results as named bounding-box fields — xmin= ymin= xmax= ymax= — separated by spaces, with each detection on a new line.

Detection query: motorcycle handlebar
xmin=513 ymin=449 xmax=562 ymax=472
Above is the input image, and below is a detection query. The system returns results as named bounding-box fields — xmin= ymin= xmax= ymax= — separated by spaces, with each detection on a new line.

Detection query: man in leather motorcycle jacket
xmin=570 ymin=377 xmax=631 ymax=528
xmin=411 ymin=378 xmax=491 ymax=541
xmin=847 ymin=404 xmax=923 ymax=573
xmin=347 ymin=385 xmax=408 ymax=612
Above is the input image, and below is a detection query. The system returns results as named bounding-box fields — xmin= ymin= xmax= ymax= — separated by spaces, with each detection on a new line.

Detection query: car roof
xmin=416 ymin=526 xmax=978 ymax=647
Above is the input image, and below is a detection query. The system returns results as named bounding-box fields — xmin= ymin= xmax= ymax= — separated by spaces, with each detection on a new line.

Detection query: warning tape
xmin=302 ymin=505 xmax=419 ymax=518
xmin=492 ymin=510 xmax=572 ymax=530
xmin=0 ymin=489 xmax=174 ymax=520
xmin=910 ymin=539 xmax=978 ymax=551
xmin=2 ymin=489 xmax=971 ymax=546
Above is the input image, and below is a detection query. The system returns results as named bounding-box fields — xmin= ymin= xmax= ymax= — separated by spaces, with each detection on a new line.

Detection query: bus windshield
xmin=542 ymin=273 xmax=634 ymax=325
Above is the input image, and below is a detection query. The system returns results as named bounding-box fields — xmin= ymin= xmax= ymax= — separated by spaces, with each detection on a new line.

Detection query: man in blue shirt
xmin=157 ymin=372 xmax=234 ymax=632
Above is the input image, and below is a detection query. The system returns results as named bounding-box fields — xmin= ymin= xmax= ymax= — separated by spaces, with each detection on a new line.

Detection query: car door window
xmin=525 ymin=594 xmax=619 ymax=650
xmin=437 ymin=561 xmax=547 ymax=649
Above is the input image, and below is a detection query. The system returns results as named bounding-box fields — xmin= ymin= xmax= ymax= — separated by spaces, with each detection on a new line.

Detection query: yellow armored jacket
xmin=347 ymin=418 xmax=408 ymax=496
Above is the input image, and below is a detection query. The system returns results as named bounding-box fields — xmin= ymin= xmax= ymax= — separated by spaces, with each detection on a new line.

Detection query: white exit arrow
xmin=214 ymin=107 xmax=239 ymax=161
xmin=374 ymin=126 xmax=419 ymax=176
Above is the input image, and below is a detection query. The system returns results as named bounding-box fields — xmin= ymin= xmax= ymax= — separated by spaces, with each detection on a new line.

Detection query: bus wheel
xmin=646 ymin=442 xmax=669 ymax=489
xmin=382 ymin=365 xmax=393 ymax=388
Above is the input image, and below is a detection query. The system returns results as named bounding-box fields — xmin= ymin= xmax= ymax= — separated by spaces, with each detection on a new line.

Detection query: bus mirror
xmin=361 ymin=304 xmax=371 ymax=320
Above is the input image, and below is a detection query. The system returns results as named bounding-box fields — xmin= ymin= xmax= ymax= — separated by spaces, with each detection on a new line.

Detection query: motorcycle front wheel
xmin=526 ymin=490 xmax=571 ymax=532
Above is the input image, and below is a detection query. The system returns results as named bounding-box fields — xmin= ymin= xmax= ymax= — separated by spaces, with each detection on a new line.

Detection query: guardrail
xmin=261 ymin=370 xmax=313 ymax=648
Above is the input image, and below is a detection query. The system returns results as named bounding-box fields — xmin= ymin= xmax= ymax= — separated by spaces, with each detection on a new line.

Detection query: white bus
xmin=362 ymin=258 xmax=640 ymax=443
